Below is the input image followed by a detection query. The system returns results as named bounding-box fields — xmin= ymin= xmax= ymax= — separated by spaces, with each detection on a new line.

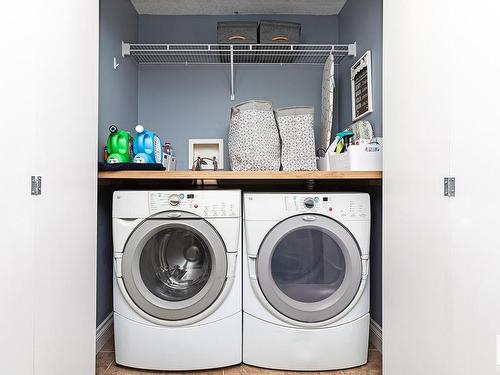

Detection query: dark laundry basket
xmin=258 ymin=20 xmax=301 ymax=63
xmin=259 ymin=20 xmax=301 ymax=44
xmin=217 ymin=21 xmax=258 ymax=63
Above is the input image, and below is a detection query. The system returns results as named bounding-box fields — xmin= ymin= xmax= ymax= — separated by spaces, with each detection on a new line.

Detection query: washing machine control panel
xmin=284 ymin=195 xmax=369 ymax=219
xmin=149 ymin=191 xmax=238 ymax=217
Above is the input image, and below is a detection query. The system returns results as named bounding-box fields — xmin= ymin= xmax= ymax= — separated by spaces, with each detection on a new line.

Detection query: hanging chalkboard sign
xmin=351 ymin=50 xmax=373 ymax=121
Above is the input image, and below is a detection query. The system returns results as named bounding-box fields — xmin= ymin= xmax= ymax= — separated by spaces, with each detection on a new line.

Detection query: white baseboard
xmin=96 ymin=313 xmax=113 ymax=354
xmin=369 ymin=318 xmax=382 ymax=353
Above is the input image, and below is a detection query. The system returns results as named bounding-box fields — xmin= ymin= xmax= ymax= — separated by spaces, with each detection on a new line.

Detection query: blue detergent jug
xmin=133 ymin=125 xmax=163 ymax=163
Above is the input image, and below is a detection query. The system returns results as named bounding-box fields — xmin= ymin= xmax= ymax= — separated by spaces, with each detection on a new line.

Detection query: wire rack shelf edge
xmin=121 ymin=41 xmax=356 ymax=100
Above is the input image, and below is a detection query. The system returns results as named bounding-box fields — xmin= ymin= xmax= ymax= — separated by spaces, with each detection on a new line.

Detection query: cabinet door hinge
xmin=31 ymin=176 xmax=42 ymax=195
xmin=444 ymin=177 xmax=455 ymax=197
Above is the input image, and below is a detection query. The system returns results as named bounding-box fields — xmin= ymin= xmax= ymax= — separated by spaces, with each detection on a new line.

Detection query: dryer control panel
xmin=283 ymin=194 xmax=369 ymax=220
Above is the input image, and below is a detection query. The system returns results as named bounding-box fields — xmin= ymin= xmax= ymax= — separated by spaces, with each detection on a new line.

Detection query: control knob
xmin=304 ymin=197 xmax=315 ymax=209
xmin=168 ymin=194 xmax=181 ymax=206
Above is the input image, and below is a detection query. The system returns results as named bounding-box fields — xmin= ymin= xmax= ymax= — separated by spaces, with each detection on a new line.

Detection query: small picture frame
xmin=351 ymin=50 xmax=373 ymax=121
xmin=188 ymin=139 xmax=224 ymax=170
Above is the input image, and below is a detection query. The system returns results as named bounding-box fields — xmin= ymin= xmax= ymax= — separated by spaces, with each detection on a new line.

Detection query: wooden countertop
xmin=98 ymin=170 xmax=382 ymax=180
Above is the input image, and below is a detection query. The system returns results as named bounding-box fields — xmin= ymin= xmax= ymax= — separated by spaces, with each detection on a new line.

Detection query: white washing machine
xmin=243 ymin=192 xmax=370 ymax=371
xmin=112 ymin=190 xmax=241 ymax=371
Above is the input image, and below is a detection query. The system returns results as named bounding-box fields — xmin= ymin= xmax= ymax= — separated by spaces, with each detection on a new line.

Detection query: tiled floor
xmin=96 ymin=338 xmax=382 ymax=375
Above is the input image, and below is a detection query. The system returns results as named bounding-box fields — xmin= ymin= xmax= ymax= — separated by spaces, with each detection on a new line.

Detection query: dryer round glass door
xmin=256 ymin=214 xmax=362 ymax=323
xmin=121 ymin=217 xmax=227 ymax=321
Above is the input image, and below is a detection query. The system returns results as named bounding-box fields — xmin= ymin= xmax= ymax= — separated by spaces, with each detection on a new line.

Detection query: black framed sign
xmin=351 ymin=50 xmax=373 ymax=121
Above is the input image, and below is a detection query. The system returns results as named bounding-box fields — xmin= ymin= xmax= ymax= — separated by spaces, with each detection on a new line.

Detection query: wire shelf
xmin=121 ymin=42 xmax=356 ymax=100
xmin=122 ymin=42 xmax=356 ymax=65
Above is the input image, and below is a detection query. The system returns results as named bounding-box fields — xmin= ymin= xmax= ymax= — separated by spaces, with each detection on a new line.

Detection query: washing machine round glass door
xmin=256 ymin=214 xmax=363 ymax=323
xmin=121 ymin=212 xmax=227 ymax=321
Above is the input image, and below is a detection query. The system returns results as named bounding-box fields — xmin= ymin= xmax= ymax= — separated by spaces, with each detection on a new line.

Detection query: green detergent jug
xmin=106 ymin=125 xmax=133 ymax=163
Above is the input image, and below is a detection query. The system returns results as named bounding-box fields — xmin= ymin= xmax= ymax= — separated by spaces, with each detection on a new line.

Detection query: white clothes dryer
xmin=243 ymin=192 xmax=370 ymax=371
xmin=112 ymin=190 xmax=241 ymax=371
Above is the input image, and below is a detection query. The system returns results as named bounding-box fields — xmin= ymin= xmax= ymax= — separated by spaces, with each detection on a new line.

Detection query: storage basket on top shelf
xmin=257 ymin=20 xmax=301 ymax=63
xmin=217 ymin=21 xmax=258 ymax=63
xmin=259 ymin=20 xmax=301 ymax=44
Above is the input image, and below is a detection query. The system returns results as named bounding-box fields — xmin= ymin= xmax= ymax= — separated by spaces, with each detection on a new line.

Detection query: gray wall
xmin=99 ymin=0 xmax=138 ymax=152
xmin=339 ymin=0 xmax=383 ymax=326
xmin=138 ymin=15 xmax=339 ymax=170
xmin=97 ymin=0 xmax=138 ymax=327
xmin=338 ymin=0 xmax=383 ymax=135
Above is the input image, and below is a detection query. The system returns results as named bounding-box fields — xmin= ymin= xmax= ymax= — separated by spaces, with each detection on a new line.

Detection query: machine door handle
xmin=226 ymin=253 xmax=238 ymax=278
xmin=362 ymin=257 xmax=369 ymax=280
xmin=114 ymin=256 xmax=122 ymax=278
xmin=248 ymin=255 xmax=257 ymax=280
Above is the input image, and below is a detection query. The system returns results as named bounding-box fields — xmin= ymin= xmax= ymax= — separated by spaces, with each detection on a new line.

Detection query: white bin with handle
xmin=318 ymin=138 xmax=382 ymax=171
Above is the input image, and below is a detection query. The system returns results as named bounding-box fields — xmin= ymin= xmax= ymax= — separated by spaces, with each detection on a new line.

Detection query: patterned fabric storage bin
xmin=275 ymin=106 xmax=317 ymax=171
xmin=228 ymin=100 xmax=281 ymax=171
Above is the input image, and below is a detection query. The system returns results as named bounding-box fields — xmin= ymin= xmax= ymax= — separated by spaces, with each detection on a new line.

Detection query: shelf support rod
xmin=230 ymin=45 xmax=235 ymax=101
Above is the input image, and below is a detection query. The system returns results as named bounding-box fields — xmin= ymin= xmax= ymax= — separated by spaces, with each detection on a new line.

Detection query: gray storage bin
xmin=259 ymin=20 xmax=301 ymax=44
xmin=217 ymin=21 xmax=258 ymax=44
xmin=258 ymin=20 xmax=301 ymax=63
xmin=217 ymin=21 xmax=257 ymax=63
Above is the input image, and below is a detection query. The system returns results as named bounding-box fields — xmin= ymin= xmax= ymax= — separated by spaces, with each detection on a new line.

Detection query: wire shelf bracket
xmin=122 ymin=41 xmax=357 ymax=101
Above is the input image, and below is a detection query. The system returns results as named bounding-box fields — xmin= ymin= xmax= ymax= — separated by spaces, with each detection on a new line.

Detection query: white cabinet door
xmin=0 ymin=5 xmax=38 ymax=374
xmin=0 ymin=0 xmax=97 ymax=373
xmin=31 ymin=1 xmax=99 ymax=374
xmin=447 ymin=3 xmax=500 ymax=374
xmin=383 ymin=1 xmax=453 ymax=373
xmin=384 ymin=1 xmax=500 ymax=374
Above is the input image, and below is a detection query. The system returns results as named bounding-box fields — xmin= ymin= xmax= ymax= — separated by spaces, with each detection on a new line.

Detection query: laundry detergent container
xmin=228 ymin=100 xmax=281 ymax=171
xmin=275 ymin=106 xmax=317 ymax=171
